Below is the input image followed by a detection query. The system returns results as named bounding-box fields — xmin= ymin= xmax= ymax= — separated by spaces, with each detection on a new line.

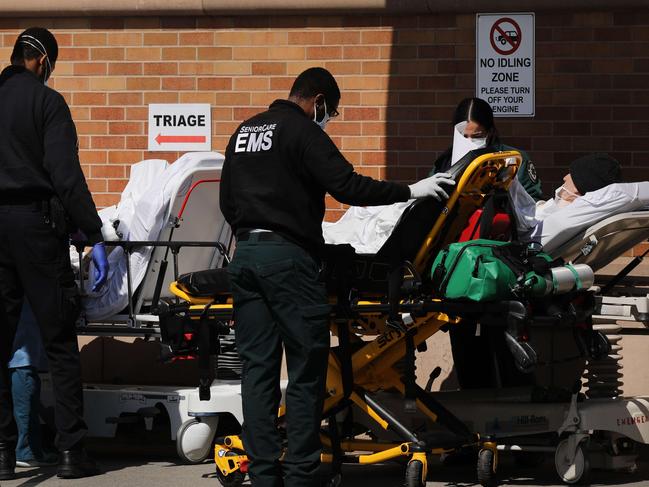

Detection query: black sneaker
xmin=57 ymin=448 xmax=100 ymax=479
xmin=16 ymin=451 xmax=59 ymax=468
xmin=0 ymin=448 xmax=16 ymax=480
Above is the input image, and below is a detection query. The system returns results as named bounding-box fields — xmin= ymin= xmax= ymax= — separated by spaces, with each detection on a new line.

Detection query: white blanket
xmin=322 ymin=201 xmax=414 ymax=254
xmin=81 ymin=152 xmax=224 ymax=321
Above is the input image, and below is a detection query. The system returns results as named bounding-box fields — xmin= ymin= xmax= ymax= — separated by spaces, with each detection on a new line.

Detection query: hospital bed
xmin=42 ymin=152 xmax=245 ymax=464
xmin=158 ymin=150 xmax=608 ymax=486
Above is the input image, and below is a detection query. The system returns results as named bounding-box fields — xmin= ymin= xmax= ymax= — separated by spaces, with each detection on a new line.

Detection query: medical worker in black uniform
xmin=0 ymin=27 xmax=108 ymax=480
xmin=220 ymin=67 xmax=455 ymax=487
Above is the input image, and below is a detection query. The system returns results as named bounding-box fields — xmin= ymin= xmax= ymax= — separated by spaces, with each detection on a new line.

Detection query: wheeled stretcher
xmin=42 ymin=152 xmax=249 ymax=464
xmin=158 ymin=150 xmax=606 ymax=486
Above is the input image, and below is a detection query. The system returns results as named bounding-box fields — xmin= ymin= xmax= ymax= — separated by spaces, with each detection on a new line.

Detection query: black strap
xmin=506 ymin=190 xmax=519 ymax=241
xmin=198 ymin=300 xmax=217 ymax=401
xmin=387 ymin=266 xmax=404 ymax=324
xmin=477 ymin=190 xmax=519 ymax=241
xmin=478 ymin=195 xmax=497 ymax=239
xmin=601 ymin=247 xmax=649 ymax=294
xmin=327 ymin=415 xmax=343 ymax=480
xmin=337 ymin=321 xmax=354 ymax=401
xmin=492 ymin=243 xmax=528 ymax=276
xmin=403 ymin=329 xmax=417 ymax=413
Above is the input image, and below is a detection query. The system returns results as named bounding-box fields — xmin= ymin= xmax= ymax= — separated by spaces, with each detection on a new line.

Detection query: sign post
xmin=148 ymin=103 xmax=212 ymax=152
xmin=476 ymin=13 xmax=535 ymax=117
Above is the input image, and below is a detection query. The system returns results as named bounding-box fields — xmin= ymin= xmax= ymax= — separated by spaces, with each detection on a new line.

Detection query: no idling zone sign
xmin=476 ymin=13 xmax=535 ymax=117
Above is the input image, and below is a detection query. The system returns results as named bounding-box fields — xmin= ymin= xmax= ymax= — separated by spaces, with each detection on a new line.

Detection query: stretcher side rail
xmin=554 ymin=211 xmax=649 ymax=273
xmin=73 ymin=239 xmax=230 ymax=335
xmin=549 ymin=211 xmax=649 ymax=328
xmin=169 ymin=296 xmax=530 ymax=324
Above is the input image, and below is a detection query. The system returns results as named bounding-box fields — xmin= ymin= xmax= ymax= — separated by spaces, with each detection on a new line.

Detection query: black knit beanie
xmin=570 ymin=153 xmax=621 ymax=195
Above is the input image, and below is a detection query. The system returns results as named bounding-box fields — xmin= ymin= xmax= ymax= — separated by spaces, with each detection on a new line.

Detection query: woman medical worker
xmin=430 ymin=97 xmax=543 ymax=201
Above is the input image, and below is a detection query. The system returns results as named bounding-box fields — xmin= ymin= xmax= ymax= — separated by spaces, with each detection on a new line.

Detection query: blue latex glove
xmin=91 ymin=242 xmax=109 ymax=292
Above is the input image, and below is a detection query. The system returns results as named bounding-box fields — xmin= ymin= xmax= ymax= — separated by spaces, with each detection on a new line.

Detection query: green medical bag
xmin=431 ymin=239 xmax=554 ymax=302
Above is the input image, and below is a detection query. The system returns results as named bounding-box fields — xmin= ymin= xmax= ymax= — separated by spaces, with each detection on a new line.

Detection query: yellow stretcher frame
xmin=172 ymin=151 xmax=522 ymax=487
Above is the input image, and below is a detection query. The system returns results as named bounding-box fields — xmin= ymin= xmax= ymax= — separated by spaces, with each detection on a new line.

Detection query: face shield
xmin=451 ymin=121 xmax=488 ymax=166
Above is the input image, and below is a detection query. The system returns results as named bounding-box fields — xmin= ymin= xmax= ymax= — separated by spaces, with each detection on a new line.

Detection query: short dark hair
xmin=289 ymin=67 xmax=340 ymax=111
xmin=453 ymin=97 xmax=499 ymax=145
xmin=11 ymin=27 xmax=59 ymax=68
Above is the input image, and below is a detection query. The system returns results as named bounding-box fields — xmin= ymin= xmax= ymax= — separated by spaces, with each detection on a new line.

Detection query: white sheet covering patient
xmin=512 ymin=178 xmax=649 ymax=254
xmin=322 ymin=201 xmax=413 ymax=254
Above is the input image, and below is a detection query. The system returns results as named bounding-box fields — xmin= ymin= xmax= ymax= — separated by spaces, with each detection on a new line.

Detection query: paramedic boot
xmin=0 ymin=445 xmax=16 ymax=480
xmin=57 ymin=446 xmax=100 ymax=479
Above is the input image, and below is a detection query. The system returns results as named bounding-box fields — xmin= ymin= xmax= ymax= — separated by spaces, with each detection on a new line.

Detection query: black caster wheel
xmin=477 ymin=448 xmax=498 ymax=487
xmin=555 ymin=439 xmax=590 ymax=484
xmin=405 ymin=459 xmax=425 ymax=487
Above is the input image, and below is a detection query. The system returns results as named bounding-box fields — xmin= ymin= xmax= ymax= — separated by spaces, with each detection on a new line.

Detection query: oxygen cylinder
xmin=551 ymin=264 xmax=594 ymax=294
xmin=524 ymin=264 xmax=594 ymax=297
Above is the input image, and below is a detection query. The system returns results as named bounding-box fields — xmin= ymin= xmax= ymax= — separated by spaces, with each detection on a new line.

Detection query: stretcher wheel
xmin=404 ymin=459 xmax=425 ymax=487
xmin=215 ymin=451 xmax=245 ymax=487
xmin=555 ymin=439 xmax=590 ymax=484
xmin=176 ymin=418 xmax=215 ymax=464
xmin=477 ymin=448 xmax=498 ymax=486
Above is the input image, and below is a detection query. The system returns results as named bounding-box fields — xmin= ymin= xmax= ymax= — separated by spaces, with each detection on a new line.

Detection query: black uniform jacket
xmin=220 ymin=99 xmax=411 ymax=255
xmin=0 ymin=65 xmax=102 ymax=244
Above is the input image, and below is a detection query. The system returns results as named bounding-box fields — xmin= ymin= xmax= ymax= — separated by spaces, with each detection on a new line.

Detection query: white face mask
xmin=553 ymin=185 xmax=578 ymax=207
xmin=451 ymin=121 xmax=487 ymax=166
xmin=313 ymin=99 xmax=330 ymax=130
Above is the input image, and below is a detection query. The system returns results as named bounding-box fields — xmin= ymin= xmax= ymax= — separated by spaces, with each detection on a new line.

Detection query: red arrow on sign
xmin=155 ymin=134 xmax=206 ymax=145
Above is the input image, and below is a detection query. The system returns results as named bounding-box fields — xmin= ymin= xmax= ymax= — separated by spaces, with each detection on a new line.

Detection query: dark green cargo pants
xmin=227 ymin=234 xmax=330 ymax=487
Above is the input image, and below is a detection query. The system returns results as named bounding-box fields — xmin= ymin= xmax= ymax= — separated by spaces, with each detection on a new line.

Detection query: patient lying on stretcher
xmin=511 ymin=153 xmax=649 ymax=253
xmin=323 ymin=152 xmax=649 ymax=254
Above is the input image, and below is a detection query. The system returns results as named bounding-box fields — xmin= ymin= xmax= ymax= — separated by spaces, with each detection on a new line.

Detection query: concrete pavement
xmin=3 ymin=439 xmax=649 ymax=487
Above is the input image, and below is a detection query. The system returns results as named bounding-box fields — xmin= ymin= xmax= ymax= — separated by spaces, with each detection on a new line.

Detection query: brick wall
xmin=0 ymin=11 xmax=647 ymax=222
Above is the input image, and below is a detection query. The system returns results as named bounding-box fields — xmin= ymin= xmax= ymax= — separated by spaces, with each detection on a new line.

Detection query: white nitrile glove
xmin=408 ymin=172 xmax=456 ymax=200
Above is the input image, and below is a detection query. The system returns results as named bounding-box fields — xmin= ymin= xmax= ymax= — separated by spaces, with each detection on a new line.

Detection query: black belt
xmin=0 ymin=199 xmax=46 ymax=210
xmin=0 ymin=193 xmax=50 ymax=209
xmin=237 ymin=231 xmax=285 ymax=242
